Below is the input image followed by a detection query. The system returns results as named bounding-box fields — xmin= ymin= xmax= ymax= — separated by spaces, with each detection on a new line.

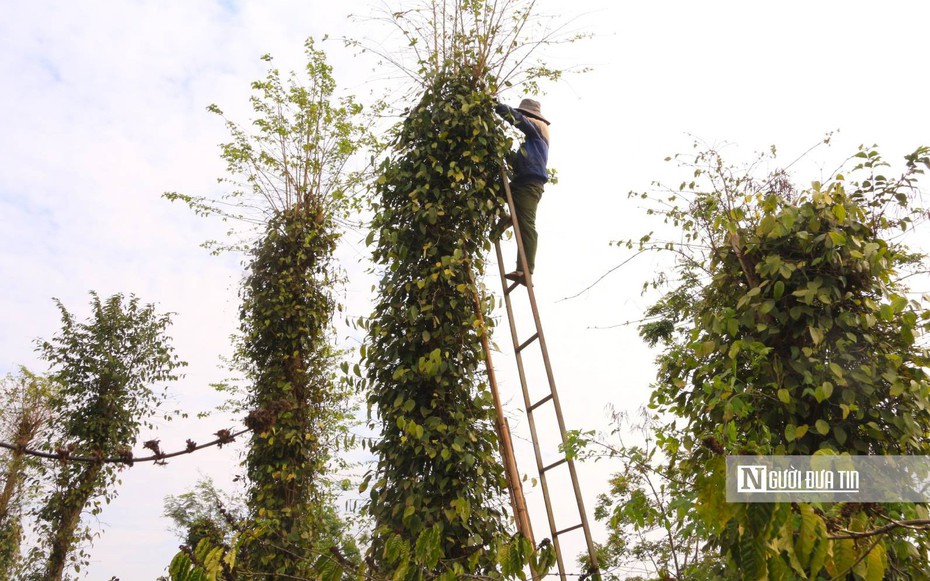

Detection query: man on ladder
xmin=494 ymin=98 xmax=551 ymax=285
xmin=490 ymin=99 xmax=599 ymax=581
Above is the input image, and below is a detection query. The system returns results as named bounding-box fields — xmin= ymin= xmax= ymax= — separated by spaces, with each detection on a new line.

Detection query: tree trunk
xmin=43 ymin=462 xmax=103 ymax=581
xmin=0 ymin=452 xmax=25 ymax=523
xmin=0 ymin=451 xmax=27 ymax=578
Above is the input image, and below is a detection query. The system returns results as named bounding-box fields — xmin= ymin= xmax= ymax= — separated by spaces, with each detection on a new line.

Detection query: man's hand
xmin=494 ymin=103 xmax=510 ymax=117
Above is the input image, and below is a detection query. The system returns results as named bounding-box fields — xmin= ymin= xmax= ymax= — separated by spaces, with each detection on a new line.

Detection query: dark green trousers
xmin=510 ymin=181 xmax=544 ymax=274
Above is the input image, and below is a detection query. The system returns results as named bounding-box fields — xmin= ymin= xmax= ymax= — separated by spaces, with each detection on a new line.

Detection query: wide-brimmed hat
xmin=515 ymin=98 xmax=550 ymax=125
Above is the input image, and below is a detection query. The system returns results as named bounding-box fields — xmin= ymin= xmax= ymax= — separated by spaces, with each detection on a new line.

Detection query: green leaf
xmin=832 ymin=538 xmax=857 ymax=576
xmin=735 ymin=534 xmax=766 ymax=579
xmin=728 ymin=341 xmax=742 ymax=358
xmin=815 ymin=419 xmax=830 ymax=435
xmin=414 ymin=524 xmax=443 ymax=568
xmin=795 ymin=504 xmax=817 ymax=567
xmin=316 ymin=554 xmax=343 ymax=581
xmin=772 ymin=280 xmax=785 ymax=300
xmin=384 ymin=534 xmax=406 ymax=565
xmin=863 ymin=541 xmax=887 ymax=581
xmin=808 ymin=326 xmax=824 ymax=345
xmin=809 ymin=530 xmax=829 ymax=578
xmin=890 ymin=294 xmax=908 ymax=312
xmin=786 ymin=424 xmax=809 ymax=441
xmin=694 ymin=340 xmax=717 ymax=357
xmin=890 ymin=381 xmax=905 ymax=397
xmin=879 ymin=304 xmax=893 ymax=321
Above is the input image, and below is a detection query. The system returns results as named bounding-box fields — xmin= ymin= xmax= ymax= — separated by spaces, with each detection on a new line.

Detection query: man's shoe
xmin=494 ymin=214 xmax=513 ymax=236
xmin=504 ymin=270 xmax=526 ymax=285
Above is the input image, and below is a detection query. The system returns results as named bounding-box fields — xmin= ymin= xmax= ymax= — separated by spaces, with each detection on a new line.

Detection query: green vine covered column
xmin=359 ymin=1 xmax=578 ymax=576
xmin=165 ymin=39 xmax=367 ymax=577
xmin=241 ymin=201 xmax=340 ymax=575
xmin=363 ymin=70 xmax=529 ymax=579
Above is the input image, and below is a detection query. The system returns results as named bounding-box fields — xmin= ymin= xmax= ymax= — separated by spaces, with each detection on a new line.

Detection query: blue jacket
xmin=495 ymin=104 xmax=549 ymax=185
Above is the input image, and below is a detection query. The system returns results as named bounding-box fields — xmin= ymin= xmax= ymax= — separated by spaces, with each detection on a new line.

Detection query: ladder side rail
xmin=501 ymin=168 xmax=536 ymax=290
xmin=493 ymin=237 xmax=567 ymax=581
xmin=500 ymin=171 xmax=602 ymax=579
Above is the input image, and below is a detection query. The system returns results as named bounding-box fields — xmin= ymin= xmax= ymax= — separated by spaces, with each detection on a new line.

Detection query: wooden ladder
xmin=482 ymin=169 xmax=601 ymax=580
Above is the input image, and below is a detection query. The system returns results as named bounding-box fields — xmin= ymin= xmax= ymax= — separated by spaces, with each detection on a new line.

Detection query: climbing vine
xmin=237 ymin=203 xmax=346 ymax=576
xmin=631 ymin=143 xmax=930 ymax=579
xmin=166 ymin=38 xmax=367 ymax=577
xmin=359 ymin=1 xmax=578 ymax=578
xmin=363 ymin=71 xmax=515 ymax=579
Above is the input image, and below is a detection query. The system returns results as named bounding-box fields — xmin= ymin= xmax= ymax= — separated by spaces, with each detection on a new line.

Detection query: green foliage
xmin=168 ymin=538 xmax=235 ymax=581
xmin=631 ymin=143 xmax=930 ymax=579
xmin=164 ymin=38 xmax=369 ymax=253
xmin=238 ymin=202 xmax=349 ymax=576
xmin=32 ymin=292 xmax=184 ymax=580
xmin=165 ymin=39 xmax=366 ymax=577
xmin=363 ymin=65 xmax=515 ymax=579
xmin=163 ymin=478 xmax=240 ymax=552
xmin=0 ymin=368 xmax=56 ymax=579
xmin=359 ymin=2 xmax=585 ymax=577
xmin=163 ymin=476 xmax=363 ymax=581
xmin=569 ymin=410 xmax=724 ymax=581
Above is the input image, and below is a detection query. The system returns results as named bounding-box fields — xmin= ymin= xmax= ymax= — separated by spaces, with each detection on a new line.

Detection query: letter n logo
xmin=737 ymin=465 xmax=767 ymax=493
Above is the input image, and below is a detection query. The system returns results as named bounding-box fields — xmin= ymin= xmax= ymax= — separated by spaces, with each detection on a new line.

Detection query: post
xmin=468 ymin=269 xmax=538 ymax=579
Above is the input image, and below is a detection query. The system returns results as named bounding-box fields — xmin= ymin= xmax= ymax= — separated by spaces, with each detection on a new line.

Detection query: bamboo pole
xmin=468 ymin=269 xmax=538 ymax=579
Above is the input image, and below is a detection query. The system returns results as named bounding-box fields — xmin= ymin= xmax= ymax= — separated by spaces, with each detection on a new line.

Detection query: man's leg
xmin=510 ymin=182 xmax=543 ymax=274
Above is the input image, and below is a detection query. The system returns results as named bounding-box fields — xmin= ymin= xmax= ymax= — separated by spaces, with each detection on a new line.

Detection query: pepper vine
xmin=166 ymin=38 xmax=367 ymax=577
xmin=359 ymin=2 xmax=581 ymax=577
xmin=363 ymin=71 xmax=515 ymax=579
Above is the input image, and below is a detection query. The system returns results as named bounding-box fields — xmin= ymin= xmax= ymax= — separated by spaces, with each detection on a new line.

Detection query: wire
xmin=0 ymin=427 xmax=249 ymax=465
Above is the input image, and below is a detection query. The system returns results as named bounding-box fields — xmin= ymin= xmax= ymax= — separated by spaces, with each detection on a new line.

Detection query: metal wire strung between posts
xmin=0 ymin=427 xmax=249 ymax=465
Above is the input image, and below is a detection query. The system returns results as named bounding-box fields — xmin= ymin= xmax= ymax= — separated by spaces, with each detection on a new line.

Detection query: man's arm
xmin=494 ymin=103 xmax=538 ymax=138
xmin=494 ymin=103 xmax=516 ymax=124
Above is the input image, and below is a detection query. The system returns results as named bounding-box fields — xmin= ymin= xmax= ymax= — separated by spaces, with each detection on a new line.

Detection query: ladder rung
xmin=504 ymin=280 xmax=520 ymax=295
xmin=554 ymin=523 xmax=584 ymax=537
xmin=516 ymin=332 xmax=539 ymax=354
xmin=528 ymin=394 xmax=553 ymax=412
xmin=541 ymin=458 xmax=567 ymax=473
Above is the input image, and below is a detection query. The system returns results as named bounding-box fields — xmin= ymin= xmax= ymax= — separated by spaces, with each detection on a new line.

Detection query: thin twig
xmin=557 ymin=249 xmax=648 ymax=302
xmin=828 ymin=518 xmax=930 ymax=540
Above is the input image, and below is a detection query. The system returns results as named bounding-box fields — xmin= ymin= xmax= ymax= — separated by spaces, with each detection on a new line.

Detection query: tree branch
xmin=828 ymin=518 xmax=930 ymax=540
